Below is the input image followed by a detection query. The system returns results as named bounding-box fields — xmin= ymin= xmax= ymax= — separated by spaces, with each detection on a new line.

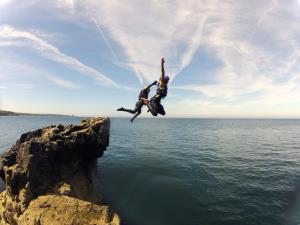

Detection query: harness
xmin=156 ymin=86 xmax=168 ymax=99
xmin=157 ymin=77 xmax=168 ymax=98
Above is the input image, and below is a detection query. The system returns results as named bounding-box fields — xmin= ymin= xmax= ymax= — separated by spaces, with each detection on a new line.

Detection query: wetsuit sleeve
xmin=143 ymin=81 xmax=157 ymax=91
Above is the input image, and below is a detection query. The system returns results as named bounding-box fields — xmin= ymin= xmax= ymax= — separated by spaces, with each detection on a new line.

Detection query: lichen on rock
xmin=0 ymin=117 xmax=120 ymax=225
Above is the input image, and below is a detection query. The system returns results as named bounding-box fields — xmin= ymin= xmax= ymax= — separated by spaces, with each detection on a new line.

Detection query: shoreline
xmin=0 ymin=110 xmax=76 ymax=117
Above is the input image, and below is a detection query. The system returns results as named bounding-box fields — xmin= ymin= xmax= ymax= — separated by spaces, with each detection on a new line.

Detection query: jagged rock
xmin=17 ymin=195 xmax=120 ymax=225
xmin=0 ymin=117 xmax=120 ymax=225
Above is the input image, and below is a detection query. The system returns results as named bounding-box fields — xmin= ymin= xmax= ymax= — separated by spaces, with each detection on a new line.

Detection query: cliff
xmin=0 ymin=117 xmax=120 ymax=225
xmin=0 ymin=110 xmax=15 ymax=116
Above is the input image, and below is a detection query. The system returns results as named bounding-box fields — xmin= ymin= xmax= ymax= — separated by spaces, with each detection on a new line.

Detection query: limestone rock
xmin=18 ymin=195 xmax=120 ymax=225
xmin=0 ymin=117 xmax=120 ymax=225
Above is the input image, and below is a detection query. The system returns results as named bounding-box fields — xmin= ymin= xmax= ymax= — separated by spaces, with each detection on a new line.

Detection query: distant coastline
xmin=0 ymin=110 xmax=75 ymax=117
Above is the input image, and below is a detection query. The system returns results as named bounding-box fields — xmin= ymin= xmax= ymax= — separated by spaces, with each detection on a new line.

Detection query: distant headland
xmin=0 ymin=110 xmax=74 ymax=117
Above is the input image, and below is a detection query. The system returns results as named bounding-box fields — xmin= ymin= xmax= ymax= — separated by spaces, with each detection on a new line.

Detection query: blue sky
xmin=1 ymin=0 xmax=300 ymax=117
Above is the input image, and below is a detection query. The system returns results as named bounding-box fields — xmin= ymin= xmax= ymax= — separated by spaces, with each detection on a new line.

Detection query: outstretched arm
xmin=161 ymin=58 xmax=165 ymax=80
xmin=144 ymin=80 xmax=158 ymax=90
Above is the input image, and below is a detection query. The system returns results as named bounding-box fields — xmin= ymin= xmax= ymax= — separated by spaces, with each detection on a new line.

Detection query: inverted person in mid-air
xmin=143 ymin=57 xmax=169 ymax=116
xmin=117 ymin=81 xmax=158 ymax=122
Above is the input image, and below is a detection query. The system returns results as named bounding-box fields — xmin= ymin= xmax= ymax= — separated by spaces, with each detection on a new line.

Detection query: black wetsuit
xmin=147 ymin=92 xmax=166 ymax=116
xmin=120 ymin=89 xmax=149 ymax=114
xmin=147 ymin=79 xmax=168 ymax=116
xmin=117 ymin=81 xmax=157 ymax=122
xmin=146 ymin=60 xmax=168 ymax=116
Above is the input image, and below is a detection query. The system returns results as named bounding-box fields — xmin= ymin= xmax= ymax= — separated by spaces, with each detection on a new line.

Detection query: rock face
xmin=0 ymin=117 xmax=120 ymax=225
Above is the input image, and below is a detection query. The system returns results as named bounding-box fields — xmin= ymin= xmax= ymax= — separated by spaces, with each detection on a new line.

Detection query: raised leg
xmin=130 ymin=110 xmax=141 ymax=122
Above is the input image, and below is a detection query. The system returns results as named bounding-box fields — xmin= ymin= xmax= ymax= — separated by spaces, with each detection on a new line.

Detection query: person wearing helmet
xmin=145 ymin=58 xmax=169 ymax=116
xmin=117 ymin=80 xmax=158 ymax=122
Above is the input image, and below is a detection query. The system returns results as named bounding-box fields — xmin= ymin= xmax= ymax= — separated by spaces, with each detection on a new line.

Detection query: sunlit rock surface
xmin=0 ymin=117 xmax=120 ymax=225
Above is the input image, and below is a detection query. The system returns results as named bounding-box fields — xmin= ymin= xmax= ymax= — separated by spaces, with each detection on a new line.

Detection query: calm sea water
xmin=0 ymin=116 xmax=300 ymax=225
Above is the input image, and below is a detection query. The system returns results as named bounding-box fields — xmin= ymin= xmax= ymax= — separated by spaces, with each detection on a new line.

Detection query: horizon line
xmin=1 ymin=109 xmax=300 ymax=119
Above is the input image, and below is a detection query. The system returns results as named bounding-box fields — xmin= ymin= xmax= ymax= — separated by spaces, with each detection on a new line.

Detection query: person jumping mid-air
xmin=144 ymin=58 xmax=169 ymax=116
xmin=117 ymin=81 xmax=158 ymax=122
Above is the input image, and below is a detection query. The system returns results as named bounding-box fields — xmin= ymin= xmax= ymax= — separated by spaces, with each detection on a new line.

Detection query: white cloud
xmin=170 ymin=0 xmax=300 ymax=107
xmin=0 ymin=40 xmax=23 ymax=47
xmin=45 ymin=75 xmax=80 ymax=89
xmin=50 ymin=0 xmax=300 ymax=116
xmin=0 ymin=25 xmax=129 ymax=89
xmin=56 ymin=0 xmax=300 ymax=99
xmin=14 ymin=83 xmax=34 ymax=90
xmin=0 ymin=58 xmax=80 ymax=90
xmin=74 ymin=0 xmax=219 ymax=83
xmin=82 ymin=0 xmax=120 ymax=65
xmin=0 ymin=0 xmax=39 ymax=10
xmin=56 ymin=0 xmax=75 ymax=9
xmin=167 ymin=98 xmax=300 ymax=118
xmin=0 ymin=0 xmax=11 ymax=6
xmin=2 ymin=0 xmax=300 ymax=116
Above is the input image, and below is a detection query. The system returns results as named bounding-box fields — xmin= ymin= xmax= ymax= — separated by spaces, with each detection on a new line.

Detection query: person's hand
xmin=153 ymin=80 xmax=158 ymax=85
xmin=161 ymin=58 xmax=165 ymax=64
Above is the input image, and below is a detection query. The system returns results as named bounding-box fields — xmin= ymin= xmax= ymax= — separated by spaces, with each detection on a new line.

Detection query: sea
xmin=0 ymin=116 xmax=300 ymax=225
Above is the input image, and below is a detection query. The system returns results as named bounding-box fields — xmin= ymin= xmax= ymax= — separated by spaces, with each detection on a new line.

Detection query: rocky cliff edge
xmin=0 ymin=117 xmax=120 ymax=225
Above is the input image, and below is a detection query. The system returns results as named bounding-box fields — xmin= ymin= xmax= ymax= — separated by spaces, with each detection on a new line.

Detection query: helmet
xmin=165 ymin=75 xmax=170 ymax=81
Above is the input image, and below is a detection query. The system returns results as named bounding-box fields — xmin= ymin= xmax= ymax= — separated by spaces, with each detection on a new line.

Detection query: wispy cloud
xmin=0 ymin=25 xmax=128 ymax=89
xmin=0 ymin=0 xmax=11 ymax=6
xmin=14 ymin=83 xmax=34 ymax=90
xmin=45 ymin=75 xmax=80 ymax=89
xmin=56 ymin=0 xmax=300 ymax=91
xmin=59 ymin=0 xmax=219 ymax=83
xmin=82 ymin=0 xmax=120 ymax=65
xmin=0 ymin=58 xmax=80 ymax=90
xmin=172 ymin=0 xmax=300 ymax=106
xmin=2 ymin=0 xmax=300 ymax=116
xmin=40 ymin=0 xmax=300 ymax=110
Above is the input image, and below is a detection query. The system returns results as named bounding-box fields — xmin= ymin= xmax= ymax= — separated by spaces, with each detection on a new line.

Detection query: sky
xmin=0 ymin=0 xmax=300 ymax=118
